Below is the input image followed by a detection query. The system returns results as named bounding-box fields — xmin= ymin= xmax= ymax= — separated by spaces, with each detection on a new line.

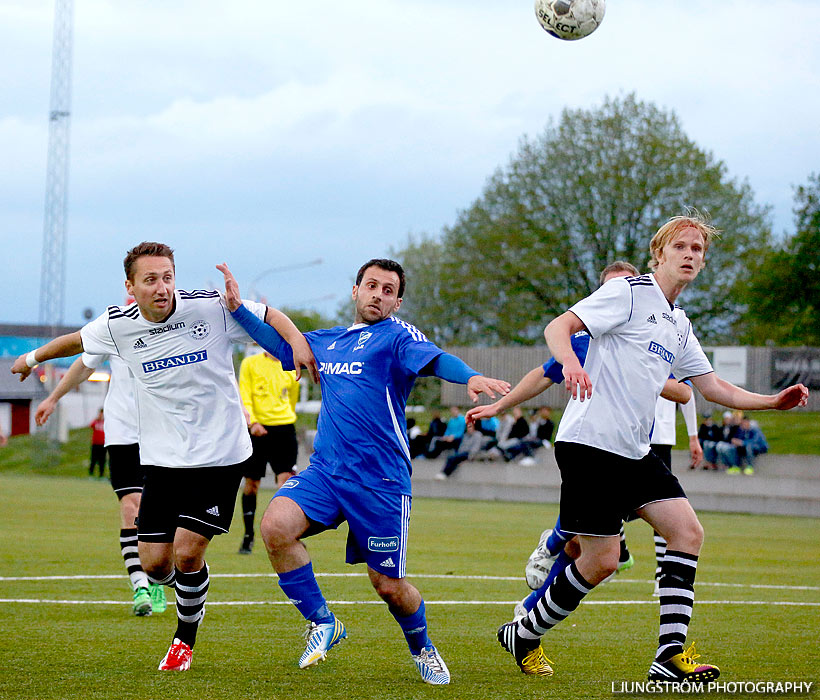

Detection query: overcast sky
xmin=2 ymin=0 xmax=819 ymax=326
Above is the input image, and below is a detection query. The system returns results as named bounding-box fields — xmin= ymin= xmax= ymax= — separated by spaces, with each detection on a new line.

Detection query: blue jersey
xmin=262 ymin=316 xmax=444 ymax=495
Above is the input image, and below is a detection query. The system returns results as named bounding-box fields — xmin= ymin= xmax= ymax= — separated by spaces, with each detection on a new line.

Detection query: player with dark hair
xmin=36 ymin=353 xmax=167 ymax=616
xmin=218 ymin=257 xmax=510 ymax=685
xmin=494 ymin=213 xmax=808 ymax=682
xmin=12 ymin=241 xmax=318 ymax=672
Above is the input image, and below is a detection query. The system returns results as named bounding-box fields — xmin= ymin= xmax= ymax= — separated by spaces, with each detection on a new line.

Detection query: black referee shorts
xmin=244 ymin=423 xmax=298 ymax=480
xmin=554 ymin=441 xmax=687 ymax=537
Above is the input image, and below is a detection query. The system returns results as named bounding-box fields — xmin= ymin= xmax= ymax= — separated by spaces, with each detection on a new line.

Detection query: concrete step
xmin=410 ymin=449 xmax=820 ymax=518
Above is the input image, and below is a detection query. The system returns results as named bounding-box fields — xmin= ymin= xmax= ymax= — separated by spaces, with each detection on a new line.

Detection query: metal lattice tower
xmin=39 ymin=0 xmax=74 ymax=327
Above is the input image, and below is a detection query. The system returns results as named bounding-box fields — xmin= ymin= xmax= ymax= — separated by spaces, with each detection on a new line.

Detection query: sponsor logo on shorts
xmin=279 ymin=479 xmax=299 ymax=489
xmin=189 ymin=320 xmax=210 ymax=340
xmin=206 ymin=505 xmax=220 ymax=516
xmin=148 ymin=321 xmax=185 ymax=336
xmin=648 ymin=341 xmax=675 ymax=364
xmin=379 ymin=557 xmax=395 ymax=568
xmin=319 ymin=361 xmax=363 ymax=375
xmin=142 ymin=350 xmax=208 ymax=373
xmin=368 ymin=536 xmax=399 ymax=552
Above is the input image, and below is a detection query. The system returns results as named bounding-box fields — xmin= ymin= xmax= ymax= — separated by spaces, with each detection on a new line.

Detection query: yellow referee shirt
xmin=238 ymin=351 xmax=299 ymax=426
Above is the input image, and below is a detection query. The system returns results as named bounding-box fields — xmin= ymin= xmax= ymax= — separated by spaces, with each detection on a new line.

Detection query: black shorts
xmin=244 ymin=424 xmax=298 ymax=480
xmin=107 ymin=443 xmax=144 ymax=498
xmin=554 ymin=441 xmax=686 ymax=537
xmin=650 ymin=444 xmax=673 ymax=470
xmin=137 ymin=461 xmax=246 ymax=542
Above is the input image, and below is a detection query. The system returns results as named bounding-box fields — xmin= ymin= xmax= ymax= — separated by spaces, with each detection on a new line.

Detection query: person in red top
xmin=90 ymin=408 xmax=107 ymax=478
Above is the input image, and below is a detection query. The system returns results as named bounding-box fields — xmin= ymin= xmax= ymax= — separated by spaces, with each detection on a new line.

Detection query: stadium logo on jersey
xmin=133 ymin=337 xmax=148 ymax=351
xmin=647 ymin=341 xmax=675 ymax=364
xmin=353 ymin=330 xmax=372 ymax=352
xmin=319 ymin=361 xmax=363 ymax=375
xmin=662 ymin=312 xmax=676 ymax=326
xmin=368 ymin=536 xmax=399 ymax=552
xmin=646 ymin=314 xmax=657 ymax=324
xmin=327 ymin=341 xmax=337 ymax=350
xmin=148 ymin=321 xmax=186 ymax=336
xmin=189 ymin=320 xmax=210 ymax=340
xmin=379 ymin=557 xmax=396 ymax=568
xmin=142 ymin=350 xmax=208 ymax=373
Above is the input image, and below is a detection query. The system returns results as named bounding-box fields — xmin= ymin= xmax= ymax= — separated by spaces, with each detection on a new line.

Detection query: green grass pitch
xmin=0 ymin=473 xmax=818 ymax=699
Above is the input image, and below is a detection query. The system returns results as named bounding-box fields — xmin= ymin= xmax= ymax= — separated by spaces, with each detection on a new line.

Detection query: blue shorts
xmin=274 ymin=465 xmax=411 ymax=578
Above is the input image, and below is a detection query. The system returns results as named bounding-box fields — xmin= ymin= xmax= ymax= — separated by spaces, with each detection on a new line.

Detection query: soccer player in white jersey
xmin=12 ymin=241 xmax=318 ymax=672
xmin=496 ymin=213 xmax=809 ymax=682
xmin=35 ymin=352 xmax=167 ymax=616
xmin=218 ymin=258 xmax=510 ymax=685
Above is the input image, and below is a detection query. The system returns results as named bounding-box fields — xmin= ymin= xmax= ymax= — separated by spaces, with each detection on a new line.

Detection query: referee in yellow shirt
xmin=237 ymin=347 xmax=300 ymax=554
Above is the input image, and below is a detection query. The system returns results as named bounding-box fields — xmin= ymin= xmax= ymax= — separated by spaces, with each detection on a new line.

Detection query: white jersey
xmin=652 ymin=393 xmax=698 ymax=447
xmin=555 ymin=274 xmax=713 ymax=459
xmin=81 ymin=352 xmax=138 ymax=446
xmin=80 ymin=290 xmax=266 ymax=468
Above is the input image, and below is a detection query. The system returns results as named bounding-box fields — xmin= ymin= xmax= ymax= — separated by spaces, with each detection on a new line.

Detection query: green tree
xmin=735 ymin=173 xmax=820 ymax=345
xmin=394 ymin=94 xmax=771 ymax=345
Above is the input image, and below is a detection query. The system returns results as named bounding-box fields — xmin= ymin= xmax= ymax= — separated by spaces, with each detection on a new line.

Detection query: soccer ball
xmin=535 ymin=0 xmax=606 ymax=41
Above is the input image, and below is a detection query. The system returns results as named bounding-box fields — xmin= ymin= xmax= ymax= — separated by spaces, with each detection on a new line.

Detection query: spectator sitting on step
xmin=698 ymin=413 xmax=721 ymax=470
xmin=716 ymin=411 xmax=741 ymax=471
xmin=425 ymin=405 xmax=466 ymax=458
xmin=731 ymin=416 xmax=769 ymax=475
xmin=435 ymin=422 xmax=494 ymax=479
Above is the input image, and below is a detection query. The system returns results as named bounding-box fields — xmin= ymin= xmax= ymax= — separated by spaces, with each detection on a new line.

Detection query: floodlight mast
xmin=39 ymin=0 xmax=74 ymax=330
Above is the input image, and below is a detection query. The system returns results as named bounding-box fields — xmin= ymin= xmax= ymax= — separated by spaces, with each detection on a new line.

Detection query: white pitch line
xmin=0 ymin=598 xmax=818 ymax=607
xmin=1 ymin=573 xmax=818 ymax=592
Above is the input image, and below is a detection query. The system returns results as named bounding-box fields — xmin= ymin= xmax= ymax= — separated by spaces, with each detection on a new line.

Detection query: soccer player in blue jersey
xmin=217 ymin=259 xmax=510 ymax=685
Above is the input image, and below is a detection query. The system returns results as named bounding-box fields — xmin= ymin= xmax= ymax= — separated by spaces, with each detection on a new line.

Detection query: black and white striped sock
xmin=517 ymin=562 xmax=593 ymax=641
xmin=654 ymin=532 xmax=667 ymax=579
xmin=619 ymin=523 xmax=631 ymax=562
xmin=656 ymin=550 xmax=698 ymax=661
xmin=148 ymin=568 xmax=177 ymax=589
xmin=174 ymin=564 xmax=209 ymax=649
xmin=119 ymin=528 xmax=149 ymax=591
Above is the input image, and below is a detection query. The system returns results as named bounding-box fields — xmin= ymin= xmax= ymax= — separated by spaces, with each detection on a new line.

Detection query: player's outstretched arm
xmin=466 ymin=367 xmax=554 ymax=425
xmin=545 ymin=312 xmax=591 ymax=402
xmin=35 ymin=356 xmax=95 ymax=426
xmin=11 ymin=332 xmax=84 ymax=382
xmin=424 ymin=353 xmax=510 ymax=403
xmin=263 ymin=307 xmax=320 ymax=384
xmin=691 ymin=374 xmax=809 ymax=411
xmin=660 ymin=379 xmax=692 ymax=404
xmin=218 ymin=262 xmax=319 ymax=383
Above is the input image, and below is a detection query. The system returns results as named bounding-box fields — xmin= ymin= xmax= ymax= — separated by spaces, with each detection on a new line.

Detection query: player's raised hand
xmin=291 ymin=335 xmax=320 ymax=384
xmin=11 ymin=354 xmax=33 ymax=382
xmin=563 ymin=365 xmax=592 ymax=402
xmin=35 ymin=398 xmax=57 ymax=426
xmin=772 ymin=383 xmax=809 ymax=410
xmin=216 ymin=262 xmax=241 ymax=312
xmin=466 ymin=375 xmax=511 ymax=403
xmin=465 ymin=402 xmax=501 ymax=426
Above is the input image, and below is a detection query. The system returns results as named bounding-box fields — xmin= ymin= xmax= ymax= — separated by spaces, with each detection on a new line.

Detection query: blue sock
xmin=392 ymin=600 xmax=431 ymax=655
xmin=545 ymin=516 xmax=570 ymax=556
xmin=277 ymin=562 xmax=333 ymax=624
xmin=523 ymin=550 xmax=573 ymax=613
